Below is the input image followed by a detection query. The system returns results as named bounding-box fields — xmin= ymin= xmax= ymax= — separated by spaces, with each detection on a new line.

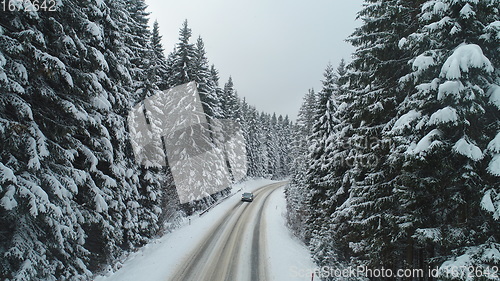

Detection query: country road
xmin=95 ymin=179 xmax=315 ymax=281
xmin=168 ymin=182 xmax=285 ymax=281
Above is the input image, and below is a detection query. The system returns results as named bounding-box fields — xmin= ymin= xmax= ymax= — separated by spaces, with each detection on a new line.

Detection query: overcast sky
xmin=144 ymin=0 xmax=363 ymax=120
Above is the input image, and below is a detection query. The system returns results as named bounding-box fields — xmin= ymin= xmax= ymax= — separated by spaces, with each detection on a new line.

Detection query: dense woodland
xmin=0 ymin=1 xmax=291 ymax=279
xmin=286 ymin=0 xmax=499 ymax=280
xmin=1 ymin=0 xmax=499 ymax=280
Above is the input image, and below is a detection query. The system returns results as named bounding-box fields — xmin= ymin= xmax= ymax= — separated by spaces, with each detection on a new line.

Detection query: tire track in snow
xmin=251 ymin=186 xmax=275 ymax=281
xmin=168 ymin=182 xmax=285 ymax=281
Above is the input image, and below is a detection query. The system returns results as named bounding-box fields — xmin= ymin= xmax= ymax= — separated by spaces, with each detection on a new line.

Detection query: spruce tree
xmin=294 ymin=0 xmax=499 ymax=276
xmin=194 ymin=36 xmax=222 ymax=120
xmin=222 ymin=76 xmax=240 ymax=120
xmin=150 ymin=20 xmax=168 ymax=90
xmin=285 ymin=89 xmax=316 ymax=241
xmin=210 ymin=64 xmax=225 ymax=118
xmin=275 ymin=115 xmax=292 ymax=178
xmin=167 ymin=20 xmax=196 ymax=87
xmin=0 ymin=0 xmax=166 ymax=278
xmin=266 ymin=113 xmax=279 ymax=177
xmin=164 ymin=21 xmax=237 ymax=212
xmin=324 ymin=0 xmax=426 ymax=271
xmin=305 ymin=63 xmax=344 ymax=268
xmin=242 ymin=104 xmax=265 ymax=178
xmin=393 ymin=0 xmax=500 ymax=274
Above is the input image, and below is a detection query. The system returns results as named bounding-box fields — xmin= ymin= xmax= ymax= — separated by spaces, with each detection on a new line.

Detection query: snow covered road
xmin=169 ymin=182 xmax=282 ymax=281
xmin=95 ymin=179 xmax=315 ymax=281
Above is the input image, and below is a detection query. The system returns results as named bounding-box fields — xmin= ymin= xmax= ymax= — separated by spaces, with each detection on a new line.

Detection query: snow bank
xmin=265 ymin=185 xmax=316 ymax=281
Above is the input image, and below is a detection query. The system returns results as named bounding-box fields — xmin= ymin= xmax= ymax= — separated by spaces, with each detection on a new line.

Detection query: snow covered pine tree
xmin=287 ymin=0 xmax=499 ymax=279
xmin=0 ymin=0 xmax=167 ymax=279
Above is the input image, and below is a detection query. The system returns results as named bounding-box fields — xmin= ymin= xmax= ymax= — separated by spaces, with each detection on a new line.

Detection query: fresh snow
xmin=34 ymin=50 xmax=74 ymax=87
xmin=439 ymin=244 xmax=500 ymax=279
xmin=90 ymin=47 xmax=109 ymax=72
xmin=265 ymin=185 xmax=317 ymax=281
xmin=398 ymin=37 xmax=407 ymax=49
xmin=487 ymin=154 xmax=500 ymax=176
xmin=31 ymin=125 xmax=49 ymax=158
xmin=416 ymin=78 xmax=440 ymax=94
xmin=453 ymin=138 xmax=483 ymax=161
xmin=0 ymin=185 xmax=17 ymax=210
xmin=481 ymin=190 xmax=496 ymax=217
xmin=392 ymin=110 xmax=421 ymax=133
xmin=427 ymin=1 xmax=448 ymax=16
xmin=95 ymin=0 xmax=104 ymax=7
xmin=93 ymin=95 xmax=112 ymax=111
xmin=439 ymin=253 xmax=473 ymax=277
xmin=428 ymin=106 xmax=458 ymax=125
xmin=483 ymin=246 xmax=500 ymax=261
xmin=408 ymin=129 xmax=442 ymax=155
xmin=94 ymin=192 xmax=108 ymax=213
xmin=12 ymin=62 xmax=28 ymax=83
xmin=415 ymin=228 xmax=441 ymax=242
xmin=459 ymin=3 xmax=475 ymax=19
xmin=412 ymin=54 xmax=435 ymax=72
xmin=80 ymin=146 xmax=98 ymax=172
xmin=0 ymin=162 xmax=17 ymax=184
xmin=440 ymin=44 xmax=493 ymax=80
xmin=95 ymin=179 xmax=315 ymax=281
xmin=426 ymin=16 xmax=453 ymax=31
xmin=488 ymin=84 xmax=500 ymax=109
xmin=87 ymin=21 xmax=103 ymax=41
xmin=438 ymin=80 xmax=464 ymax=100
xmin=487 ymin=132 xmax=500 ymax=153
xmin=27 ymin=137 xmax=41 ymax=169
xmin=0 ymin=71 xmax=7 ymax=85
xmin=482 ymin=21 xmax=500 ymax=41
xmin=61 ymin=100 xmax=88 ymax=121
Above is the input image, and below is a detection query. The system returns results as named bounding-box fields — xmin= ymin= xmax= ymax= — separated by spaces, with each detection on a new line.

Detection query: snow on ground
xmin=265 ymin=185 xmax=317 ymax=281
xmin=95 ymin=178 xmax=315 ymax=281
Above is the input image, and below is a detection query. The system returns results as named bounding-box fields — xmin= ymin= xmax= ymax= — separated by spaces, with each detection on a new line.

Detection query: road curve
xmin=168 ymin=182 xmax=286 ymax=281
